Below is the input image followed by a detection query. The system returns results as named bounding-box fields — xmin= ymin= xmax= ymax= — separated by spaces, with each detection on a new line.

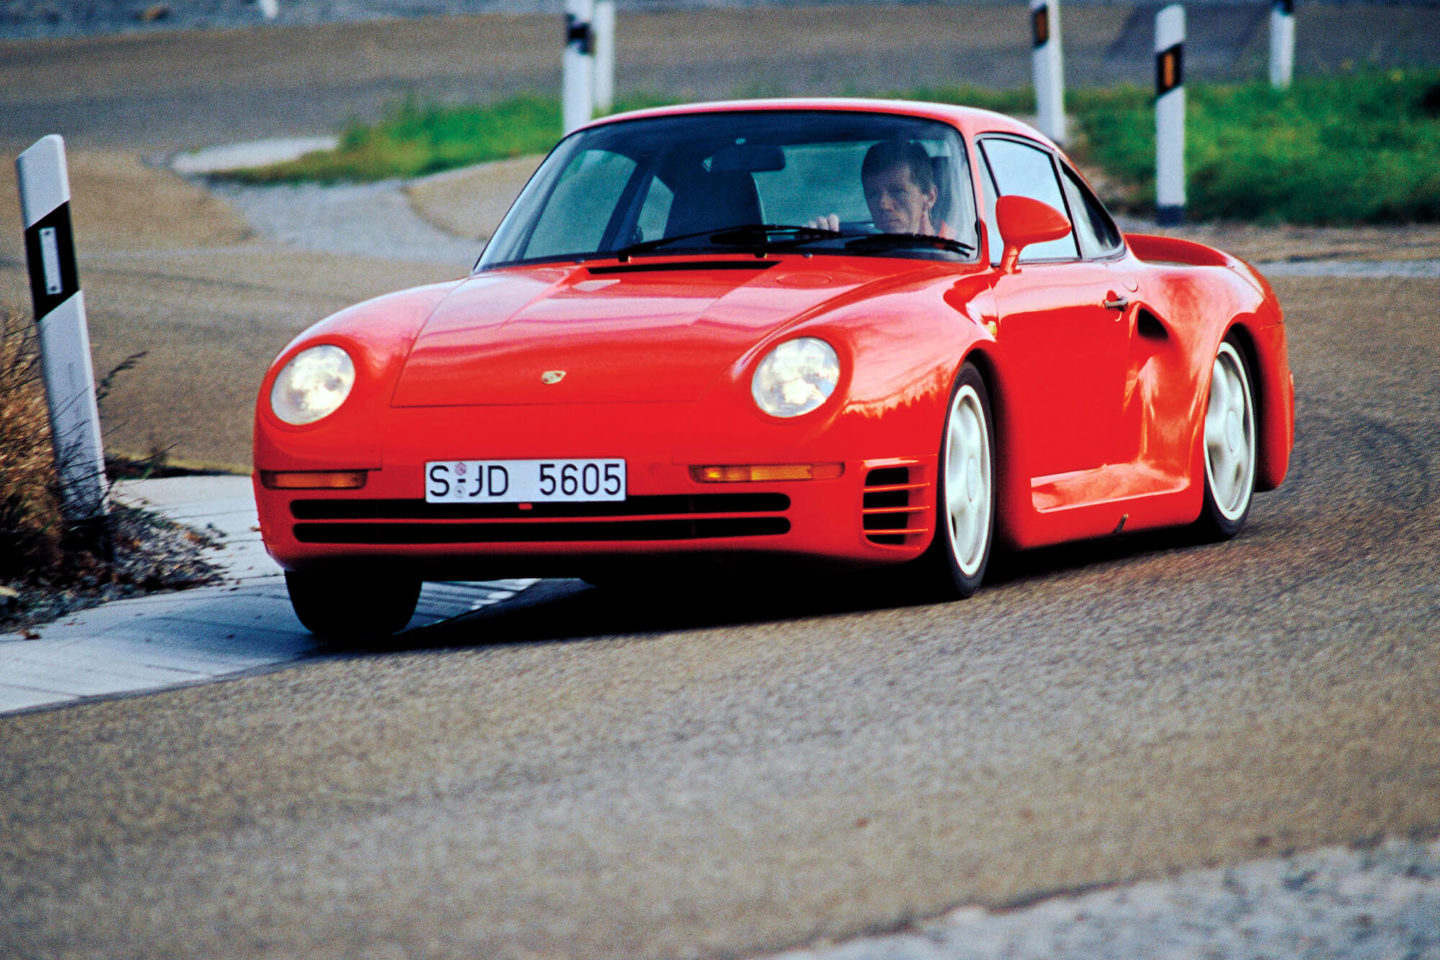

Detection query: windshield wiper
xmin=844 ymin=233 xmax=975 ymax=256
xmin=612 ymin=224 xmax=844 ymax=260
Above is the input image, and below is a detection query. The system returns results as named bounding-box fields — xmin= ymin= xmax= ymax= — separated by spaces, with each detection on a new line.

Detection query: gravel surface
xmin=769 ymin=838 xmax=1440 ymax=960
xmin=211 ymin=178 xmax=483 ymax=266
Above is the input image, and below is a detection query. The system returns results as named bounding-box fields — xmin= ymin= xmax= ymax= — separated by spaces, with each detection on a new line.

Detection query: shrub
xmin=0 ymin=308 xmax=65 ymax=581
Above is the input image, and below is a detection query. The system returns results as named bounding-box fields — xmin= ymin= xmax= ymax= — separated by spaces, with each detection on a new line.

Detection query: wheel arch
xmin=954 ymin=343 xmax=1019 ymax=553
xmin=1216 ymin=317 xmax=1291 ymax=493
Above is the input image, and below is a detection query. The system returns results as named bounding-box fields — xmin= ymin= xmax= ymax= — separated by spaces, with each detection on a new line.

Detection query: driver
xmin=810 ymin=139 xmax=943 ymax=236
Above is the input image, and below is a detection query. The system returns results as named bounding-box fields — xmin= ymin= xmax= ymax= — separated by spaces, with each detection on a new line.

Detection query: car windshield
xmin=478 ymin=109 xmax=977 ymax=269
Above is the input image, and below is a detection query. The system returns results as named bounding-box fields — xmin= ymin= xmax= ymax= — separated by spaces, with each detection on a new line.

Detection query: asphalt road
xmin=2 ymin=287 xmax=1438 ymax=957
xmin=1 ymin=7 xmax=1438 ymax=958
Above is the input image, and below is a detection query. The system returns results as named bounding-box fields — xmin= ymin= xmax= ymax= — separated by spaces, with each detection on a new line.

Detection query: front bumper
xmin=256 ymin=456 xmax=937 ymax=578
xmin=256 ymin=402 xmax=940 ymax=578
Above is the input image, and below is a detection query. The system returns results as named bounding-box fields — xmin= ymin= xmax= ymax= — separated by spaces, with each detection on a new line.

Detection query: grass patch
xmin=1070 ymin=69 xmax=1440 ymax=224
xmin=229 ymin=71 xmax=1440 ymax=224
xmin=230 ymin=94 xmax=675 ymax=184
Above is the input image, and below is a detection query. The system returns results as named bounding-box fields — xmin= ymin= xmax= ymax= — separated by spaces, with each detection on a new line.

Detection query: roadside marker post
xmin=563 ymin=0 xmax=595 ymax=134
xmin=1029 ymin=0 xmax=1067 ymax=144
xmin=1270 ymin=0 xmax=1295 ymax=89
xmin=593 ymin=0 xmax=615 ymax=115
xmin=16 ymin=135 xmax=109 ymax=524
xmin=1154 ymin=4 xmax=1186 ymax=226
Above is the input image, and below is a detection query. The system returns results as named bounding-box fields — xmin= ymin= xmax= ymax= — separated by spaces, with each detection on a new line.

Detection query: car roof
xmin=577 ymin=97 xmax=1058 ymax=150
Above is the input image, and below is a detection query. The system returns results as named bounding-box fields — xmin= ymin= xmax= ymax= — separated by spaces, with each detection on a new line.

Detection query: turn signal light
xmin=260 ymin=470 xmax=368 ymax=490
xmin=690 ymin=463 xmax=844 ymax=483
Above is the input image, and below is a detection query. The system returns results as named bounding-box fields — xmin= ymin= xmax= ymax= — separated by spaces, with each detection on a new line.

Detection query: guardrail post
xmin=1154 ymin=4 xmax=1186 ymax=226
xmin=1270 ymin=0 xmax=1295 ymax=89
xmin=593 ymin=0 xmax=615 ymax=115
xmin=16 ymin=135 xmax=109 ymax=525
xmin=563 ymin=0 xmax=595 ymax=134
xmin=1030 ymin=0 xmax=1066 ymax=144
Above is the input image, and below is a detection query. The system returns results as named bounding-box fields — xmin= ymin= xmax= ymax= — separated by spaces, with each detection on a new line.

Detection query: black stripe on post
xmin=1031 ymin=5 xmax=1050 ymax=48
xmin=1156 ymin=43 xmax=1184 ymax=97
xmin=1274 ymin=0 xmax=1294 ymax=14
xmin=565 ymin=13 xmax=593 ymax=55
xmin=23 ymin=201 xmax=79 ymax=322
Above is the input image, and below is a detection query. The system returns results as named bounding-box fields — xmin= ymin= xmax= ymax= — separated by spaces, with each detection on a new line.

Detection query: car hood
xmin=390 ymin=259 xmax=889 ymax=407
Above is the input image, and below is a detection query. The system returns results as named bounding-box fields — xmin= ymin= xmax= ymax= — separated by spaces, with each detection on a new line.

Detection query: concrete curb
xmin=0 ymin=475 xmax=533 ymax=715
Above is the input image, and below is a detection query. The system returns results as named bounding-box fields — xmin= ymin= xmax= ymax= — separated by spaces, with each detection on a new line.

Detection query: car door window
xmin=979 ymin=137 xmax=1079 ymax=262
xmin=1060 ymin=163 xmax=1123 ymax=259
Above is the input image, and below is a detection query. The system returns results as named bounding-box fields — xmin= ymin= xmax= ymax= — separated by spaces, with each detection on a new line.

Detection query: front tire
xmin=285 ymin=569 xmax=421 ymax=640
xmin=1199 ymin=338 xmax=1257 ymax=539
xmin=921 ymin=362 xmax=995 ymax=598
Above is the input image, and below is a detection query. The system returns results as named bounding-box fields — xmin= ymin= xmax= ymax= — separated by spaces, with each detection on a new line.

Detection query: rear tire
xmin=285 ymin=569 xmax=421 ymax=640
xmin=921 ymin=362 xmax=995 ymax=598
xmin=1198 ymin=338 xmax=1258 ymax=540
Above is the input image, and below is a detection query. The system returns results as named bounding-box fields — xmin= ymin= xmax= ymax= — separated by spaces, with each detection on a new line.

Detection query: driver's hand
xmin=806 ymin=213 xmax=841 ymax=232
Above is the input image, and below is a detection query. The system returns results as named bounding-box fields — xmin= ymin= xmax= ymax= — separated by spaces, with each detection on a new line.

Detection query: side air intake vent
xmin=862 ymin=465 xmax=929 ymax=547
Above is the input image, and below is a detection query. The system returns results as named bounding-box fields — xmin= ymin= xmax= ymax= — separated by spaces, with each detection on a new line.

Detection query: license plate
xmin=424 ymin=458 xmax=626 ymax=504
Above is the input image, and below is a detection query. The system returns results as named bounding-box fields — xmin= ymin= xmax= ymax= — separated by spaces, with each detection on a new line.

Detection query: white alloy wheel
xmin=944 ymin=382 xmax=993 ymax=578
xmin=1202 ymin=339 xmax=1257 ymax=533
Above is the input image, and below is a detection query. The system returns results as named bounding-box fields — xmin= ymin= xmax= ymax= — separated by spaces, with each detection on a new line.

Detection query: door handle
xmin=1102 ymin=295 xmax=1129 ymax=311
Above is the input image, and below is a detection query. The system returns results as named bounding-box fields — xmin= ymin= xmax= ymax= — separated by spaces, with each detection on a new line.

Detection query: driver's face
xmin=863 ymin=162 xmax=938 ymax=234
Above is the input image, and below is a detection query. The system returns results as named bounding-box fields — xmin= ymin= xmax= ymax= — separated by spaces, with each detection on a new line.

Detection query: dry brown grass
xmin=0 ymin=306 xmax=65 ymax=581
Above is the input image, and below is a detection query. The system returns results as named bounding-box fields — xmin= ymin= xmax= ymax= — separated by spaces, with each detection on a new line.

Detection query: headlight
xmin=751 ymin=337 xmax=840 ymax=418
xmin=270 ymin=345 xmax=356 ymax=425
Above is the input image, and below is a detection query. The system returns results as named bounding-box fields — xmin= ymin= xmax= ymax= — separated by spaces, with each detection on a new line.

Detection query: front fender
xmin=254 ymin=280 xmax=462 ymax=471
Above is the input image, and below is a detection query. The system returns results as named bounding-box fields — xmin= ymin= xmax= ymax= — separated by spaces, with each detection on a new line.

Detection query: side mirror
xmin=996 ymin=195 xmax=1072 ymax=274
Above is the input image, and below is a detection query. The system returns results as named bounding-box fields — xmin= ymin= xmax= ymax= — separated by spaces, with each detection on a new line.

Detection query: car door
xmin=980 ymin=136 xmax=1129 ymax=480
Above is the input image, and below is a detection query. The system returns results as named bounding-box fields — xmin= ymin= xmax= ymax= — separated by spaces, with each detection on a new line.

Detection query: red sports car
xmin=253 ymin=98 xmax=1294 ymax=637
